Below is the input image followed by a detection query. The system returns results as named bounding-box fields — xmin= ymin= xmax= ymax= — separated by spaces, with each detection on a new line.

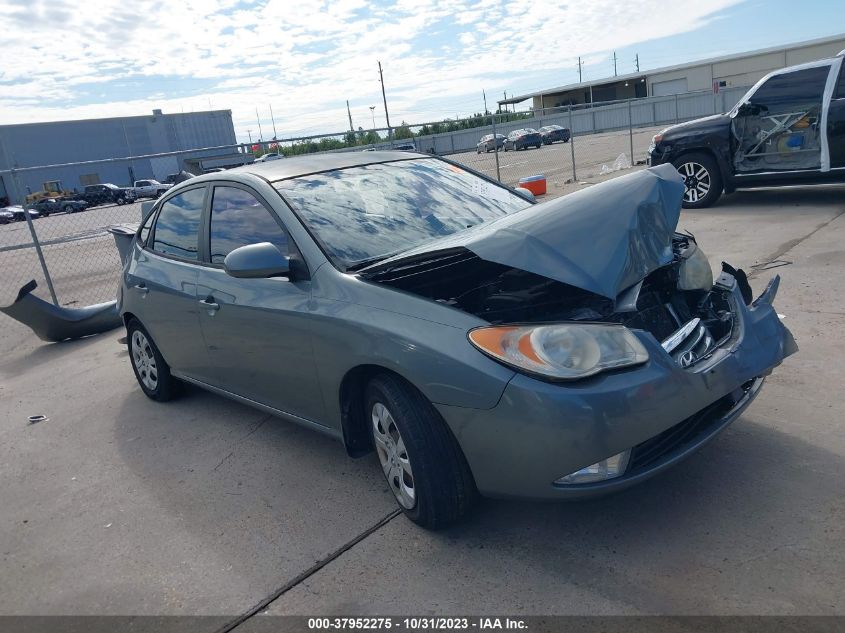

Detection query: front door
xmin=195 ymin=184 xmax=325 ymax=424
xmin=828 ymin=61 xmax=845 ymax=169
xmin=731 ymin=64 xmax=832 ymax=174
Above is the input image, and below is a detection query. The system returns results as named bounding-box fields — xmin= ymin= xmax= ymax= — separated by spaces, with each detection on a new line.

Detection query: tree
xmin=394 ymin=121 xmax=413 ymax=140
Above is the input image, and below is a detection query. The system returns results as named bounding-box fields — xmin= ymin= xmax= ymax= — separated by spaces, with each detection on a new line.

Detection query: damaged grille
xmin=661 ymin=318 xmax=715 ymax=368
xmin=628 ymin=379 xmax=756 ymax=473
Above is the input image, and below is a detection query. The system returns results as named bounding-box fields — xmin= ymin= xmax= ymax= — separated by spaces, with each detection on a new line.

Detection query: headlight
xmin=554 ymin=450 xmax=631 ymax=485
xmin=468 ymin=323 xmax=649 ymax=381
xmin=651 ymin=133 xmax=663 ymax=145
xmin=678 ymin=243 xmax=714 ymax=291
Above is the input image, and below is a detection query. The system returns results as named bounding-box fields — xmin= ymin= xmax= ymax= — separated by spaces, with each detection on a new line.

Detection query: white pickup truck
xmin=132 ymin=179 xmax=172 ymax=199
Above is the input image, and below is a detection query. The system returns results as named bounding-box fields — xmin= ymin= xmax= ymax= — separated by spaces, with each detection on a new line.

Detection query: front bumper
xmin=436 ymin=274 xmax=797 ymax=500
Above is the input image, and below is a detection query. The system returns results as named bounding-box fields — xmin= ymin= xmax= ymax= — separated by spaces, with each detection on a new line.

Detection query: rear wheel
xmin=63 ymin=205 xmax=74 ymax=214
xmin=366 ymin=374 xmax=476 ymax=529
xmin=673 ymin=152 xmax=723 ymax=209
xmin=127 ymin=319 xmax=179 ymax=401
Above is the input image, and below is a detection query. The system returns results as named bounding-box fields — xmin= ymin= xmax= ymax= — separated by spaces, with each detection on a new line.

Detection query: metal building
xmin=0 ymin=109 xmax=241 ymax=204
xmin=500 ymin=33 xmax=845 ymax=113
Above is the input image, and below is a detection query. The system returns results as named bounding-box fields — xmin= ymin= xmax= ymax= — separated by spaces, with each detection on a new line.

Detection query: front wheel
xmin=673 ymin=153 xmax=723 ymax=209
xmin=116 ymin=197 xmax=124 ymax=205
xmin=366 ymin=374 xmax=476 ymax=529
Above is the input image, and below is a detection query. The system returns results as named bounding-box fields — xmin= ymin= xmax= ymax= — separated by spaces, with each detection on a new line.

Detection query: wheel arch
xmin=671 ymin=147 xmax=732 ymax=194
xmin=338 ymin=364 xmax=425 ymax=458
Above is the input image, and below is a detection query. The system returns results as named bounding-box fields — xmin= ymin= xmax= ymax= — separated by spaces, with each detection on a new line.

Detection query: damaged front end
xmin=361 ymin=238 xmax=795 ymax=374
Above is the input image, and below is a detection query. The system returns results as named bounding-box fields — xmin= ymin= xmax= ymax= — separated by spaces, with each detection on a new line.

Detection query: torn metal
xmin=0 ymin=280 xmax=121 ymax=343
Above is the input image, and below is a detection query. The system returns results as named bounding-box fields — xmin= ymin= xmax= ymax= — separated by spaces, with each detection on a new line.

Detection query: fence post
xmin=11 ymin=169 xmax=59 ymax=305
xmin=490 ymin=112 xmax=501 ymax=182
xmin=568 ymin=105 xmax=577 ymax=182
xmin=628 ymin=99 xmax=635 ymax=166
xmin=674 ymin=93 xmax=679 ymax=123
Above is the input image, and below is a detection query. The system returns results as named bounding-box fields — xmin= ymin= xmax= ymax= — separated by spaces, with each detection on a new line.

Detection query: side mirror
xmin=223 ymin=242 xmax=290 ymax=279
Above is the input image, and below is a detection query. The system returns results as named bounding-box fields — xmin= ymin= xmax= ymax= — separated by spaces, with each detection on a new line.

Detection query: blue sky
xmin=0 ymin=0 xmax=843 ymax=143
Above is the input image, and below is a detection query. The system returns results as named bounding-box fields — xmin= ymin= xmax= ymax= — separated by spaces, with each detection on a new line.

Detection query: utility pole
xmin=613 ymin=51 xmax=618 ymax=76
xmin=635 ymin=53 xmax=640 ymax=73
xmin=369 ymin=106 xmax=376 ymax=130
xmin=255 ymin=107 xmax=264 ymax=142
xmin=247 ymin=129 xmax=252 ymax=144
xmin=378 ymin=61 xmax=393 ymax=140
xmin=577 ymin=56 xmax=583 ymax=82
xmin=269 ymin=104 xmax=278 ymax=139
xmin=347 ymin=100 xmax=354 ymax=131
xmin=483 ymin=90 xmax=501 ymax=182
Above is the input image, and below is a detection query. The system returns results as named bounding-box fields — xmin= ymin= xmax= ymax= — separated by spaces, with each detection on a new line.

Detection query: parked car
xmin=649 ymin=50 xmax=845 ymax=208
xmin=539 ymin=125 xmax=571 ymax=144
xmin=79 ymin=183 xmax=136 ymax=206
xmin=254 ymin=152 xmax=284 ymax=163
xmin=133 ymin=179 xmax=172 ymax=199
xmin=121 ymin=152 xmax=795 ymax=528
xmin=476 ymin=134 xmax=506 ymax=153
xmin=31 ymin=198 xmax=89 ymax=216
xmin=0 ymin=207 xmax=14 ymax=224
xmin=5 ymin=205 xmax=41 ymax=221
xmin=393 ymin=143 xmax=417 ymax=151
xmin=503 ymin=128 xmax=543 ymax=151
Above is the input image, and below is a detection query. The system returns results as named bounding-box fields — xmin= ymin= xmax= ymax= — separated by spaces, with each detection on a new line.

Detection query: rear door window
xmin=151 ymin=188 xmax=205 ymax=260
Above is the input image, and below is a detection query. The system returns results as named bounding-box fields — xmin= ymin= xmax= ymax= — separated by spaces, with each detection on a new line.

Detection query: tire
xmin=366 ymin=374 xmax=476 ymax=529
xmin=126 ymin=319 xmax=179 ymax=401
xmin=116 ymin=197 xmax=124 ymax=205
xmin=673 ymin=152 xmax=723 ymax=209
xmin=63 ymin=205 xmax=74 ymax=214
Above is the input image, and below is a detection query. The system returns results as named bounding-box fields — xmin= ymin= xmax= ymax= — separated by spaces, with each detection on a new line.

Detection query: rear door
xmin=828 ymin=59 xmax=845 ymax=169
xmin=126 ymin=185 xmax=213 ymax=380
xmin=194 ymin=183 xmax=325 ymax=423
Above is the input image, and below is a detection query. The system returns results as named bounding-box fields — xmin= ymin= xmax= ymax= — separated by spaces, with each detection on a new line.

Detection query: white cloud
xmin=0 ymin=0 xmax=743 ymax=141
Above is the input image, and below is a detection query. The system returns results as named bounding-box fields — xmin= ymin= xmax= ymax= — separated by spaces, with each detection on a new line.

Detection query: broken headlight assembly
xmin=468 ymin=323 xmax=649 ymax=381
xmin=677 ymin=242 xmax=714 ymax=291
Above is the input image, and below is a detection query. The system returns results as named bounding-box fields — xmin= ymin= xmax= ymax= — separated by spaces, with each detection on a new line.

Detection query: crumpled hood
xmin=372 ymin=163 xmax=685 ymax=300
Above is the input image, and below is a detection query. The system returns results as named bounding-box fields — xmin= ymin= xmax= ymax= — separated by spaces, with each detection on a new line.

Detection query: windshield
xmin=274 ymin=158 xmax=531 ymax=269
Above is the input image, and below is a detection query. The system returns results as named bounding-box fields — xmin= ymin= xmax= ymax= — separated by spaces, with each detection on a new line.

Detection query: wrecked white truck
xmin=649 ymin=49 xmax=845 ymax=207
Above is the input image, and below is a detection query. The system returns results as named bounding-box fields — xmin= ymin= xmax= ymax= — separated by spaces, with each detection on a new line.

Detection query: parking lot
xmin=1 ymin=183 xmax=843 ymax=623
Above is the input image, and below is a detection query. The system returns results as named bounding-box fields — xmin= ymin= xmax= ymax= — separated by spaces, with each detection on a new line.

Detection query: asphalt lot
xmin=0 ymin=182 xmax=843 ymax=624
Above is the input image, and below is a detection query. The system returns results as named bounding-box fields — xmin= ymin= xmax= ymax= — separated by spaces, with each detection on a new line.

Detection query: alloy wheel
xmin=678 ymin=161 xmax=711 ymax=204
xmin=131 ymin=330 xmax=159 ymax=391
xmin=371 ymin=401 xmax=416 ymax=509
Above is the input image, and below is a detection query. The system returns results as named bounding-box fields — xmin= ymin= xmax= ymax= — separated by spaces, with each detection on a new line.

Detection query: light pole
xmin=369 ymin=106 xmax=376 ymax=130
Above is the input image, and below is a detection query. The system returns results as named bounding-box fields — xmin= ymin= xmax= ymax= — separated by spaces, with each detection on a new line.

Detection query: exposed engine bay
xmin=363 ymin=234 xmax=747 ymax=369
xmin=732 ymin=103 xmax=822 ymax=173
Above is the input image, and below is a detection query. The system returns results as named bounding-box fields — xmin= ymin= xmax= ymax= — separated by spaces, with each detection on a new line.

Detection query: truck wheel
xmin=366 ymin=374 xmax=476 ymax=529
xmin=673 ymin=153 xmax=722 ymax=209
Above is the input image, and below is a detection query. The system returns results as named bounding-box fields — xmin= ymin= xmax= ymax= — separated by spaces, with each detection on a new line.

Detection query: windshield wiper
xmin=345 ymin=255 xmax=392 ymax=272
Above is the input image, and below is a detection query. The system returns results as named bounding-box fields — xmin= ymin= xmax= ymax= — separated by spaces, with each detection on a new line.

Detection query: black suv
xmin=649 ymin=51 xmax=845 ymax=208
xmin=79 ymin=183 xmax=136 ymax=206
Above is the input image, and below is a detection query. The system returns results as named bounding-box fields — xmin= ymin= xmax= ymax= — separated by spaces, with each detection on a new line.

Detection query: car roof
xmin=223 ymin=150 xmax=429 ymax=182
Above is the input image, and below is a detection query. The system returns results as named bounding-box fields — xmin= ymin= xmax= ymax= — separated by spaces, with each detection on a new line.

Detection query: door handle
xmin=133 ymin=283 xmax=149 ymax=295
xmin=199 ymin=298 xmax=219 ymax=311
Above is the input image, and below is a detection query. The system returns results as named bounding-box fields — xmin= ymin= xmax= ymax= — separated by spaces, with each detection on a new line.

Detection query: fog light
xmin=554 ymin=450 xmax=631 ymax=485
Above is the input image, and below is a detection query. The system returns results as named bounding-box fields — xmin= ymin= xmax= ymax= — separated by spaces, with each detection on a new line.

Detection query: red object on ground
xmin=518 ymin=174 xmax=547 ymax=196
